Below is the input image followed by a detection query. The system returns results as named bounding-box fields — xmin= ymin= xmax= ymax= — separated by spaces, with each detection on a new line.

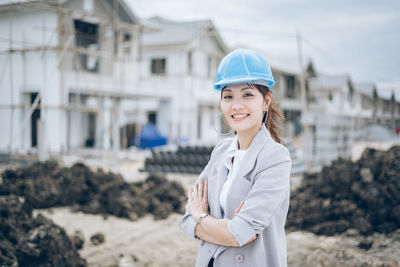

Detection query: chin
xmin=230 ymin=123 xmax=257 ymax=134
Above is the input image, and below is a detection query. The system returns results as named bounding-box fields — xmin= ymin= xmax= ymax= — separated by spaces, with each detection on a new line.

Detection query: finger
xmin=193 ymin=182 xmax=198 ymax=197
xmin=203 ymin=178 xmax=208 ymax=200
xmin=234 ymin=201 xmax=244 ymax=216
xmin=237 ymin=201 xmax=244 ymax=212
xmin=198 ymin=178 xmax=203 ymax=199
xmin=234 ymin=208 xmax=240 ymax=216
xmin=187 ymin=190 xmax=192 ymax=203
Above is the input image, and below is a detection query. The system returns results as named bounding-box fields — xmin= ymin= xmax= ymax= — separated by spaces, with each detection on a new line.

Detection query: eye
xmin=244 ymin=93 xmax=253 ymax=97
xmin=223 ymin=95 xmax=232 ymax=99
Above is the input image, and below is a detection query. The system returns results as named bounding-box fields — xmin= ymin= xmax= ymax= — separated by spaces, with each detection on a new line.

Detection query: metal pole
xmin=8 ymin=7 xmax=14 ymax=153
xmin=40 ymin=16 xmax=47 ymax=159
xmin=296 ymin=31 xmax=312 ymax=173
xmin=57 ymin=0 xmax=65 ymax=155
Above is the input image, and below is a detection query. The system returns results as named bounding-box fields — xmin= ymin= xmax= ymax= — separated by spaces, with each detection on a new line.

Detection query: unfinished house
xmin=352 ymin=83 xmax=378 ymax=129
xmin=0 ymin=0 xmax=146 ymax=157
xmin=304 ymin=62 xmax=400 ymax=170
xmin=375 ymin=88 xmax=398 ymax=129
xmin=305 ymin=67 xmax=355 ymax=169
xmin=139 ymin=16 xmax=229 ymax=145
xmin=271 ymin=68 xmax=303 ymax=139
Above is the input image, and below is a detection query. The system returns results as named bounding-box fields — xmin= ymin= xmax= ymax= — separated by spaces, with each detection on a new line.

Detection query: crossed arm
xmin=188 ymin=177 xmax=256 ymax=247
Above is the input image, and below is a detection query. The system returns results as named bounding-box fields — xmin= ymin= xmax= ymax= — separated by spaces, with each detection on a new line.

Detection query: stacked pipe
xmin=143 ymin=145 xmax=214 ymax=174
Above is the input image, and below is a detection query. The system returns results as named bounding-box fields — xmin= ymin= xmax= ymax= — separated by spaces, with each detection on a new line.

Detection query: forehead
xmin=223 ymin=83 xmax=254 ymax=92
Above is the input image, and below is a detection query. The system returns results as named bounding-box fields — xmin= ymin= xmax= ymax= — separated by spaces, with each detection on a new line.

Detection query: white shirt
xmin=220 ymin=146 xmax=247 ymax=215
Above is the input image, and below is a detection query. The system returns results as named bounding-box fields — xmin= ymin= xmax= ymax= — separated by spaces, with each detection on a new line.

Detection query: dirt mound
xmin=0 ymin=195 xmax=87 ymax=267
xmin=286 ymin=146 xmax=400 ymax=236
xmin=0 ymin=161 xmax=186 ymax=221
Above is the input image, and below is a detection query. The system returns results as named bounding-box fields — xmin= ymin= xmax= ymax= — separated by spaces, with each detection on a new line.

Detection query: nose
xmin=231 ymin=97 xmax=245 ymax=110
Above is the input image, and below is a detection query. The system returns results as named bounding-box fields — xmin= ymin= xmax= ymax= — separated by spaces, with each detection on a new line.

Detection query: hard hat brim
xmin=214 ymin=77 xmax=275 ymax=91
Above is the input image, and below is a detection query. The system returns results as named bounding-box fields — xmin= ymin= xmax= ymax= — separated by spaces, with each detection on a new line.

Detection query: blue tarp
xmin=133 ymin=124 xmax=167 ymax=149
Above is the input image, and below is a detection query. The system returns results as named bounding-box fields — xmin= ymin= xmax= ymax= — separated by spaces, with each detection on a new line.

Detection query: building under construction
xmin=0 ymin=0 xmax=152 ymax=158
xmin=0 ymin=0 xmax=233 ymax=160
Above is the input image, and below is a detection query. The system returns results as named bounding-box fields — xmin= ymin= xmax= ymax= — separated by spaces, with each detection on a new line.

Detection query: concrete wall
xmin=0 ymin=6 xmax=61 ymax=153
xmin=0 ymin=1 xmax=141 ymax=155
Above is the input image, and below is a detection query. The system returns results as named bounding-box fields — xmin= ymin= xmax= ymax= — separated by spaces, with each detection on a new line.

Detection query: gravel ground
xmin=36 ymin=208 xmax=400 ymax=267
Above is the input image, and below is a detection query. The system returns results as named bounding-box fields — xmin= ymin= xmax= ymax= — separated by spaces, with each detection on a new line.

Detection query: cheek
xmin=220 ymin=103 xmax=231 ymax=120
xmin=220 ymin=102 xmax=229 ymax=113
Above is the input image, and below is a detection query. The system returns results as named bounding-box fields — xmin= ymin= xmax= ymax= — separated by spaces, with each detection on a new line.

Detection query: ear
xmin=264 ymin=93 xmax=272 ymax=111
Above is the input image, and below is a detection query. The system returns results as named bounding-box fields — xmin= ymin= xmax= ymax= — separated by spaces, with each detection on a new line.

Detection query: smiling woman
xmin=181 ymin=48 xmax=292 ymax=267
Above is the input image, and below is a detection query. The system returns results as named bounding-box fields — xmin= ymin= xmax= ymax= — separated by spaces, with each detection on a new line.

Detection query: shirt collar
xmin=224 ymin=135 xmax=238 ymax=170
xmin=227 ymin=135 xmax=239 ymax=157
xmin=223 ymin=125 xmax=269 ymax=168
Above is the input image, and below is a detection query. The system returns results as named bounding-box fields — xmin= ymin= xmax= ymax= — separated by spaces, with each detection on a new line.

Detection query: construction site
xmin=1 ymin=0 xmax=400 ymax=266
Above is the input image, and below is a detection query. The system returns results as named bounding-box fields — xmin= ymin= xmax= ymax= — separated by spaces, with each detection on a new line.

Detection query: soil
xmin=287 ymin=146 xmax=400 ymax=236
xmin=0 ymin=195 xmax=87 ymax=267
xmin=0 ymin=161 xmax=186 ymax=221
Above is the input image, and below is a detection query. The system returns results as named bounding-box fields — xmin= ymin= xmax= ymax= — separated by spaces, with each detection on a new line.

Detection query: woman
xmin=181 ymin=48 xmax=292 ymax=267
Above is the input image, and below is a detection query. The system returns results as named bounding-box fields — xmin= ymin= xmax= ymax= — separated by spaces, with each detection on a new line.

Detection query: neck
xmin=236 ymin=125 xmax=260 ymax=150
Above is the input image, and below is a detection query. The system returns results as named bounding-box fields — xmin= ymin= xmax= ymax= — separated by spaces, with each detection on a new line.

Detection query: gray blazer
xmin=181 ymin=125 xmax=292 ymax=267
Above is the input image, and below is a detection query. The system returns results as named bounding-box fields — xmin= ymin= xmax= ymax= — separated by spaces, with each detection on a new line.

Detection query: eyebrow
xmin=222 ymin=87 xmax=253 ymax=92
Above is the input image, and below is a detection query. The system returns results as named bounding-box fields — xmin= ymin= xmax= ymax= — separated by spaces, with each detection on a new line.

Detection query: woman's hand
xmin=188 ymin=177 xmax=209 ymax=222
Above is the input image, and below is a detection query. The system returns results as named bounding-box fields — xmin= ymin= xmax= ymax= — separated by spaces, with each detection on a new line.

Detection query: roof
xmin=353 ymin=82 xmax=376 ymax=96
xmin=103 ymin=0 xmax=138 ymax=24
xmin=376 ymin=88 xmax=394 ymax=100
xmin=0 ymin=0 xmax=37 ymax=3
xmin=309 ymin=73 xmax=351 ymax=91
xmin=141 ymin=16 xmax=223 ymax=47
xmin=354 ymin=124 xmax=400 ymax=142
xmin=377 ymin=81 xmax=400 ymax=101
xmin=0 ymin=0 xmax=140 ymax=25
xmin=0 ymin=0 xmax=59 ymax=5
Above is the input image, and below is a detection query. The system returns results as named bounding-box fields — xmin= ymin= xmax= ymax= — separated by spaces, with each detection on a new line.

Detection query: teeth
xmin=233 ymin=114 xmax=248 ymax=119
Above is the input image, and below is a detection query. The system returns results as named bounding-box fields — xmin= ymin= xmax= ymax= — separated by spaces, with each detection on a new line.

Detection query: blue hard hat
xmin=214 ymin=48 xmax=275 ymax=91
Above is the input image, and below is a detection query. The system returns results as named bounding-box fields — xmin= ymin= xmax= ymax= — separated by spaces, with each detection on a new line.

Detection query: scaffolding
xmin=0 ymin=0 xmax=148 ymax=158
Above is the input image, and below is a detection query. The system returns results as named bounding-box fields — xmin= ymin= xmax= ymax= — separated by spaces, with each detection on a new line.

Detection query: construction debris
xmin=0 ymin=161 xmax=186 ymax=221
xmin=0 ymin=195 xmax=87 ymax=267
xmin=90 ymin=233 xmax=105 ymax=246
xmin=70 ymin=230 xmax=85 ymax=250
xmin=287 ymin=146 xmax=400 ymax=236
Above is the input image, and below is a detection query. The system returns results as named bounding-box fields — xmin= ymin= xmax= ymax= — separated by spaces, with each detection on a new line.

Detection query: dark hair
xmin=220 ymin=83 xmax=285 ymax=144
xmin=254 ymin=84 xmax=285 ymax=144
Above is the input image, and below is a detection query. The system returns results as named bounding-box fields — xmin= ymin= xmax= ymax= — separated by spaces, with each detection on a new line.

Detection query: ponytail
xmin=252 ymin=84 xmax=285 ymax=144
xmin=265 ymin=97 xmax=285 ymax=144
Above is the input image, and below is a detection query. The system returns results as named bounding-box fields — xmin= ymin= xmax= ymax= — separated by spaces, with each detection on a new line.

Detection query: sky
xmin=126 ymin=0 xmax=400 ymax=88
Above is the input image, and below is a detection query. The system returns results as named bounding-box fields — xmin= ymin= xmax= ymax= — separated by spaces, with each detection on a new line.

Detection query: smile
xmin=232 ymin=114 xmax=249 ymax=119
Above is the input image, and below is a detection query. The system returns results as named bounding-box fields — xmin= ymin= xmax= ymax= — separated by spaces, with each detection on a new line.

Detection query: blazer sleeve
xmin=228 ymin=146 xmax=292 ymax=246
xmin=180 ymin=161 xmax=212 ymax=239
xmin=180 ymin=138 xmax=230 ymax=239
